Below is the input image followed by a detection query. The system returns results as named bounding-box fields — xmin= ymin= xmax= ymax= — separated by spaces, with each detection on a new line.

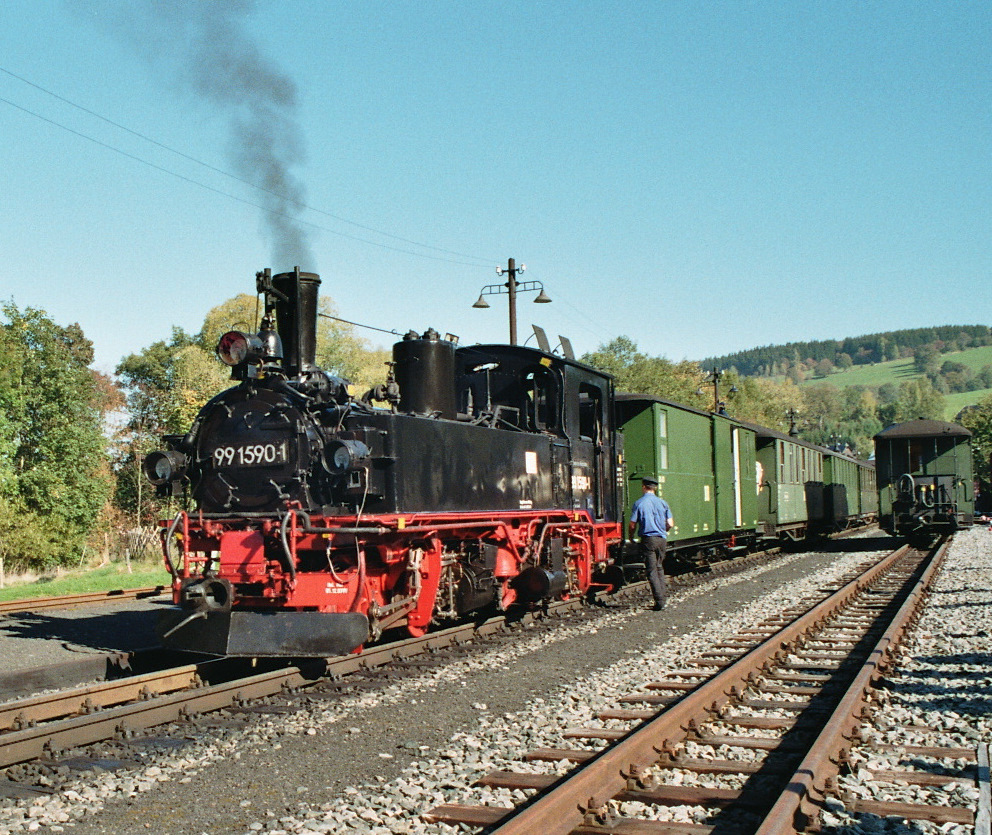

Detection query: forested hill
xmin=701 ymin=325 xmax=992 ymax=377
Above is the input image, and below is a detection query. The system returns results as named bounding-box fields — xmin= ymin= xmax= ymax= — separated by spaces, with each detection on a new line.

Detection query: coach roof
xmin=874 ymin=419 xmax=972 ymax=440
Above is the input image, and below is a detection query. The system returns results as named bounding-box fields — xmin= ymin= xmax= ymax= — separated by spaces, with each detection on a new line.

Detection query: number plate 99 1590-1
xmin=212 ymin=441 xmax=289 ymax=468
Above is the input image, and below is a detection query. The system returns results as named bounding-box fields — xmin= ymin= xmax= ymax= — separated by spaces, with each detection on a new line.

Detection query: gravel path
xmin=0 ymin=600 xmax=161 ymax=673
xmin=3 ymin=531 xmax=981 ymax=835
xmin=820 ymin=525 xmax=992 ymax=834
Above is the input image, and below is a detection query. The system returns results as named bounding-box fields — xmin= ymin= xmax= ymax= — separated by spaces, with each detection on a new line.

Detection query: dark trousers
xmin=641 ymin=535 xmax=668 ymax=605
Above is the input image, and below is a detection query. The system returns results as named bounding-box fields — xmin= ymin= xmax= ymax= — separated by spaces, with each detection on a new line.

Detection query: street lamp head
xmin=472 ymin=294 xmax=491 ymax=309
xmin=533 ymin=288 xmax=552 ymax=304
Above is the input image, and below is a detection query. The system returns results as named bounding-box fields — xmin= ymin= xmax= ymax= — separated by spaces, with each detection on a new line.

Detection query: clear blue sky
xmin=2 ymin=1 xmax=990 ymax=374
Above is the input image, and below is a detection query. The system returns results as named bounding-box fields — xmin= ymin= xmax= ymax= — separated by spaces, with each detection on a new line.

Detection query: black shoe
xmin=651 ymin=601 xmax=666 ymax=611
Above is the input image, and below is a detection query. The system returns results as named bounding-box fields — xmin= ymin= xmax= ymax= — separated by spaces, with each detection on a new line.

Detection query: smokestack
xmin=271 ymin=267 xmax=320 ymax=378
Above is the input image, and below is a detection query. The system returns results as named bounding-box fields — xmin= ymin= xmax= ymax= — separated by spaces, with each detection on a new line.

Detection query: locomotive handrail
xmin=161 ymin=512 xmax=184 ymax=580
xmin=278 ymin=510 xmax=299 ymax=585
xmin=298 ymin=524 xmax=392 ymax=534
xmin=898 ymin=472 xmax=916 ymax=496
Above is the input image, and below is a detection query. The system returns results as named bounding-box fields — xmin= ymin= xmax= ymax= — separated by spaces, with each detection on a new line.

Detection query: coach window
xmin=909 ymin=440 xmax=925 ymax=472
xmin=656 ymin=408 xmax=668 ymax=469
xmin=887 ymin=440 xmax=908 ymax=476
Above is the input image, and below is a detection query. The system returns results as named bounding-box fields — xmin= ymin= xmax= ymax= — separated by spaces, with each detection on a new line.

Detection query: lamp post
xmin=786 ymin=407 xmax=801 ymax=436
xmin=697 ymin=367 xmax=738 ymax=414
xmin=472 ymin=258 xmax=551 ymax=345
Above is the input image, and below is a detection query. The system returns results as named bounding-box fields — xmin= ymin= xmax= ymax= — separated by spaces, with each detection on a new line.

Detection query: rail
xmin=427 ymin=539 xmax=972 ymax=834
xmin=0 ymin=586 xmax=166 ymax=615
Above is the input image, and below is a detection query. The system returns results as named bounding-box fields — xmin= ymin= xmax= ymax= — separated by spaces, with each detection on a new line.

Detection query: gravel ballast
xmin=0 ymin=531 xmax=986 ymax=835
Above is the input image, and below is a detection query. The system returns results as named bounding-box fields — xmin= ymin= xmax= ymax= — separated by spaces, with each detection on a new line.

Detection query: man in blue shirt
xmin=628 ymin=476 xmax=674 ymax=610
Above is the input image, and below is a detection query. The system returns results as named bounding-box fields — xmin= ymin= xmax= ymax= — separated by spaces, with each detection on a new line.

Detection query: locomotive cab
xmin=455 ymin=344 xmax=620 ymax=521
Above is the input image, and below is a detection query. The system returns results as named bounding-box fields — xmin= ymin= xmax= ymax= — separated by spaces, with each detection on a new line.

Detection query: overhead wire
xmin=0 ymin=66 xmax=495 ymax=267
xmin=318 ymin=312 xmax=400 ymax=337
xmin=1 ymin=67 xmax=615 ymax=352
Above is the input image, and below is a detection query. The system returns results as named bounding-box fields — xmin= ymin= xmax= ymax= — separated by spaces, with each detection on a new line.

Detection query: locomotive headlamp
xmin=143 ymin=450 xmax=187 ymax=485
xmin=217 ymin=331 xmax=264 ymax=366
xmin=324 ymin=439 xmax=371 ymax=473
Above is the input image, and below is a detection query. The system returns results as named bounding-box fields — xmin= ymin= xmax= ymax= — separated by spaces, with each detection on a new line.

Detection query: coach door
xmin=732 ymin=427 xmax=744 ymax=527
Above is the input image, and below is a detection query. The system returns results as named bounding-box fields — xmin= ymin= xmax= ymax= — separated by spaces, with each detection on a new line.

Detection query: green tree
xmin=913 ymin=344 xmax=940 ymax=374
xmin=842 ymin=386 xmax=878 ymax=422
xmin=732 ymin=377 xmax=804 ymax=430
xmin=878 ymin=378 xmax=944 ymax=426
xmin=801 ymin=384 xmax=844 ymax=430
xmin=582 ymin=337 xmax=709 ymax=408
xmin=876 ymin=382 xmax=899 ymax=405
xmin=0 ymin=304 xmax=113 ymax=570
xmin=957 ymin=395 xmax=992 ymax=483
xmin=814 ymin=358 xmax=834 ymax=377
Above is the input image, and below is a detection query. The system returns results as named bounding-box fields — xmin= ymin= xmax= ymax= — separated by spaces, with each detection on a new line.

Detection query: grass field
xmin=0 ymin=562 xmax=169 ymax=602
xmin=804 ymin=357 xmax=916 ymax=389
xmin=803 ymin=344 xmax=992 ymax=390
xmin=944 ymin=389 xmax=992 ymax=420
xmin=796 ymin=344 xmax=992 ymax=420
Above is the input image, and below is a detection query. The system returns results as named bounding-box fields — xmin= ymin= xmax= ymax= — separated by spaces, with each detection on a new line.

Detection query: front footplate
xmin=157 ymin=609 xmax=371 ymax=657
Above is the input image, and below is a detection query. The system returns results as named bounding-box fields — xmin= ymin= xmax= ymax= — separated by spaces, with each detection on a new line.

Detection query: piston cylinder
xmin=512 ymin=567 xmax=568 ymax=602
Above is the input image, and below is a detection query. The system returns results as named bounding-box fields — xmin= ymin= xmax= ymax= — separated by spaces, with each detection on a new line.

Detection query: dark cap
xmin=641 ymin=476 xmax=659 ymax=486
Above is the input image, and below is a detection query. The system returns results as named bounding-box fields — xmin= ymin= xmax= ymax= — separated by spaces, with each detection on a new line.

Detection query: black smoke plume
xmin=84 ymin=0 xmax=315 ymax=269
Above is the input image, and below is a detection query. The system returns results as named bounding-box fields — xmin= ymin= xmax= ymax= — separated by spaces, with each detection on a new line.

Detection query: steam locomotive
xmin=145 ymin=268 xmax=624 ymax=656
xmin=147 ymin=267 xmax=887 ymax=659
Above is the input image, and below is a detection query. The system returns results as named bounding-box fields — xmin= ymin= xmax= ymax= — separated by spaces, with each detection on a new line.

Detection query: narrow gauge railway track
xmin=0 ymin=586 xmax=166 ymax=615
xmin=0 ymin=586 xmax=641 ymax=774
xmin=427 ymin=538 xmax=978 ymax=834
xmin=0 ymin=544 xmax=793 ymax=777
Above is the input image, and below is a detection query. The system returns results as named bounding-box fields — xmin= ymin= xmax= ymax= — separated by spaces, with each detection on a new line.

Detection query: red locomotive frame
xmin=162 ymin=507 xmax=621 ymax=654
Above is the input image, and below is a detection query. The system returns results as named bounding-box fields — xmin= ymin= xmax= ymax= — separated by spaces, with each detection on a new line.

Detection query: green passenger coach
xmin=823 ymin=451 xmax=876 ymax=530
xmin=616 ymin=395 xmax=759 ymax=560
xmin=874 ymin=419 xmax=974 ymax=537
xmin=615 ymin=392 xmax=879 ymax=573
xmin=746 ymin=424 xmax=825 ymax=540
